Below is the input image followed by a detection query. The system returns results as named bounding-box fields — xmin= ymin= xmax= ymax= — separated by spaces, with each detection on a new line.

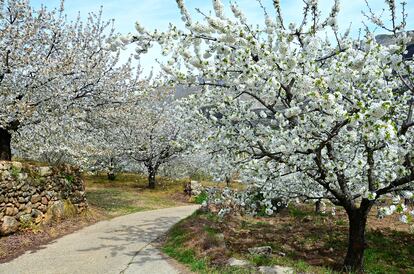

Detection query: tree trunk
xmin=225 ymin=175 xmax=231 ymax=187
xmin=0 ymin=128 xmax=12 ymax=161
xmin=343 ymin=208 xmax=370 ymax=272
xmin=107 ymin=172 xmax=116 ymax=181
xmin=107 ymin=157 xmax=116 ymax=180
xmin=148 ymin=167 xmax=157 ymax=189
xmin=315 ymin=199 xmax=322 ymax=213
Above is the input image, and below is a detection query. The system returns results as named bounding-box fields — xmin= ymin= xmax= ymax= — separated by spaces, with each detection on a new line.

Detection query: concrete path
xmin=0 ymin=205 xmax=199 ymax=274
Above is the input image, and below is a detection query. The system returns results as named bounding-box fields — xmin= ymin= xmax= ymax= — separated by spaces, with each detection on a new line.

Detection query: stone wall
xmin=0 ymin=161 xmax=88 ymax=236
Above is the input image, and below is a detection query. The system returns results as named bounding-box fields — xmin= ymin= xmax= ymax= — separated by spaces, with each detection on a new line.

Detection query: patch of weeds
xmin=11 ymin=166 xmax=21 ymax=178
xmin=288 ymin=207 xmax=309 ymax=218
xmin=270 ymin=256 xmax=338 ymax=274
xmin=195 ymin=191 xmax=208 ymax=204
xmin=65 ymin=174 xmax=75 ymax=184
xmin=20 ymin=220 xmax=34 ymax=230
xmin=203 ymin=225 xmax=219 ymax=236
xmin=205 ymin=212 xmax=220 ymax=222
xmin=248 ymin=254 xmax=272 ymax=266
xmin=335 ymin=219 xmax=346 ymax=226
xmin=63 ymin=200 xmax=77 ymax=218
xmin=254 ymin=221 xmax=269 ymax=227
xmin=163 ymin=221 xmax=208 ymax=272
xmin=27 ymin=168 xmax=40 ymax=179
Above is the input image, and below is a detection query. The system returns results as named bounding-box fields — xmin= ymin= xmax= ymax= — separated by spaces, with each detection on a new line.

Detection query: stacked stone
xmin=0 ymin=161 xmax=88 ymax=235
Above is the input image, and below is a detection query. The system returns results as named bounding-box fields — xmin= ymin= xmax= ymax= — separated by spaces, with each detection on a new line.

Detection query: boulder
xmin=31 ymin=194 xmax=42 ymax=204
xmin=49 ymin=201 xmax=65 ymax=219
xmin=248 ymin=246 xmax=273 ymax=256
xmin=190 ymin=180 xmax=203 ymax=196
xmin=227 ymin=258 xmax=250 ymax=267
xmin=258 ymin=266 xmax=294 ymax=274
xmin=38 ymin=167 xmax=53 ymax=177
xmin=0 ymin=216 xmax=20 ymax=235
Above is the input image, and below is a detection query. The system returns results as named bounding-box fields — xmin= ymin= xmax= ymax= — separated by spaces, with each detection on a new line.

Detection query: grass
xmin=161 ymin=206 xmax=414 ymax=274
xmin=162 ymin=219 xmax=209 ymax=272
xmin=84 ymin=172 xmax=190 ymax=217
xmin=364 ymin=230 xmax=414 ymax=273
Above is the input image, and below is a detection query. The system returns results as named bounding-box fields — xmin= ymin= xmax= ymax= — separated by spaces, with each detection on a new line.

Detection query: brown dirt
xmin=0 ymin=207 xmax=106 ymax=263
xmin=170 ymin=204 xmax=414 ymax=272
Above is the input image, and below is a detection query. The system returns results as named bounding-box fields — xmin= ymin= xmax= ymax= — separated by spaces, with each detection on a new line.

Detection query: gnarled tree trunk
xmin=147 ymin=166 xmax=158 ymax=189
xmin=343 ymin=206 xmax=371 ymax=273
xmin=0 ymin=128 xmax=11 ymax=161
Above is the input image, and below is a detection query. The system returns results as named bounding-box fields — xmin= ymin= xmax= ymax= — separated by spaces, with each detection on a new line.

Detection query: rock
xmin=38 ymin=167 xmax=52 ymax=177
xmin=49 ymin=201 xmax=65 ymax=219
xmin=19 ymin=214 xmax=32 ymax=224
xmin=31 ymin=194 xmax=42 ymax=204
xmin=248 ymin=246 xmax=273 ymax=256
xmin=227 ymin=258 xmax=250 ymax=267
xmin=41 ymin=197 xmax=48 ymax=205
xmin=5 ymin=207 xmax=14 ymax=216
xmin=207 ymin=204 xmax=219 ymax=214
xmin=38 ymin=204 xmax=47 ymax=213
xmin=17 ymin=173 xmax=28 ymax=181
xmin=0 ymin=216 xmax=20 ymax=235
xmin=190 ymin=180 xmax=203 ymax=196
xmin=216 ymin=233 xmax=225 ymax=241
xmin=258 ymin=266 xmax=294 ymax=274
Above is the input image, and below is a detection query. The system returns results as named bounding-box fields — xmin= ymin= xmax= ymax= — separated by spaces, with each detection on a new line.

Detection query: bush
xmin=195 ymin=191 xmax=208 ymax=204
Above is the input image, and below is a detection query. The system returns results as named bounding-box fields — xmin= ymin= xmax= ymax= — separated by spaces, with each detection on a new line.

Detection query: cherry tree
xmin=0 ymin=0 xmax=133 ymax=160
xmin=120 ymin=90 xmax=184 ymax=189
xmin=132 ymin=0 xmax=414 ymax=271
xmin=56 ymin=86 xmax=185 ymax=189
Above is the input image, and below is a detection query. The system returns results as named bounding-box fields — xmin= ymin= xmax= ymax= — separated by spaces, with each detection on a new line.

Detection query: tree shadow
xmin=76 ymin=216 xmax=181 ymax=266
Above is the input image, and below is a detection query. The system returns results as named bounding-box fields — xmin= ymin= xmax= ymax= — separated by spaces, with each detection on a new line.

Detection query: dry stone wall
xmin=0 ymin=161 xmax=88 ymax=236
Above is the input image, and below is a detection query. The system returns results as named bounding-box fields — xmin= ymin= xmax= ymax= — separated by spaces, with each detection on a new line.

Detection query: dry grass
xmin=0 ymin=208 xmax=104 ymax=263
xmin=84 ymin=172 xmax=191 ymax=217
xmin=163 ymin=204 xmax=414 ymax=274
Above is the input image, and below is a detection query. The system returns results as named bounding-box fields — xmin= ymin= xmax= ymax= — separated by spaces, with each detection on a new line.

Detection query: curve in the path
xmin=0 ymin=205 xmax=199 ymax=274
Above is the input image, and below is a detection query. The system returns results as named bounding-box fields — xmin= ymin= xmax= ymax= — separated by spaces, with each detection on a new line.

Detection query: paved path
xmin=0 ymin=205 xmax=199 ymax=274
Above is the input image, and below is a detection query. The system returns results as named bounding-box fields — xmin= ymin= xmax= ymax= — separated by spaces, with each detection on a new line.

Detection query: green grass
xmin=195 ymin=191 xmax=208 ymax=204
xmin=364 ymin=230 xmax=414 ymax=273
xmin=162 ymin=220 xmax=208 ymax=272
xmin=86 ymin=188 xmax=148 ymax=215
xmin=84 ymin=172 xmax=190 ymax=217
xmin=162 ymin=208 xmax=414 ymax=274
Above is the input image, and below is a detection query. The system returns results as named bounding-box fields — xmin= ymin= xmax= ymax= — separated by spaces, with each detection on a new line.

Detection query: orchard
xmin=0 ymin=0 xmax=413 ymax=273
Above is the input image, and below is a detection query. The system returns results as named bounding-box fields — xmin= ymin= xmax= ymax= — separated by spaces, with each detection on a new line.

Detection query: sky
xmin=31 ymin=0 xmax=414 ymax=74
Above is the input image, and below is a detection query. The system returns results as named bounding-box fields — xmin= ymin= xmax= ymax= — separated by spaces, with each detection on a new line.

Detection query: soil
xmin=169 ymin=204 xmax=414 ymax=272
